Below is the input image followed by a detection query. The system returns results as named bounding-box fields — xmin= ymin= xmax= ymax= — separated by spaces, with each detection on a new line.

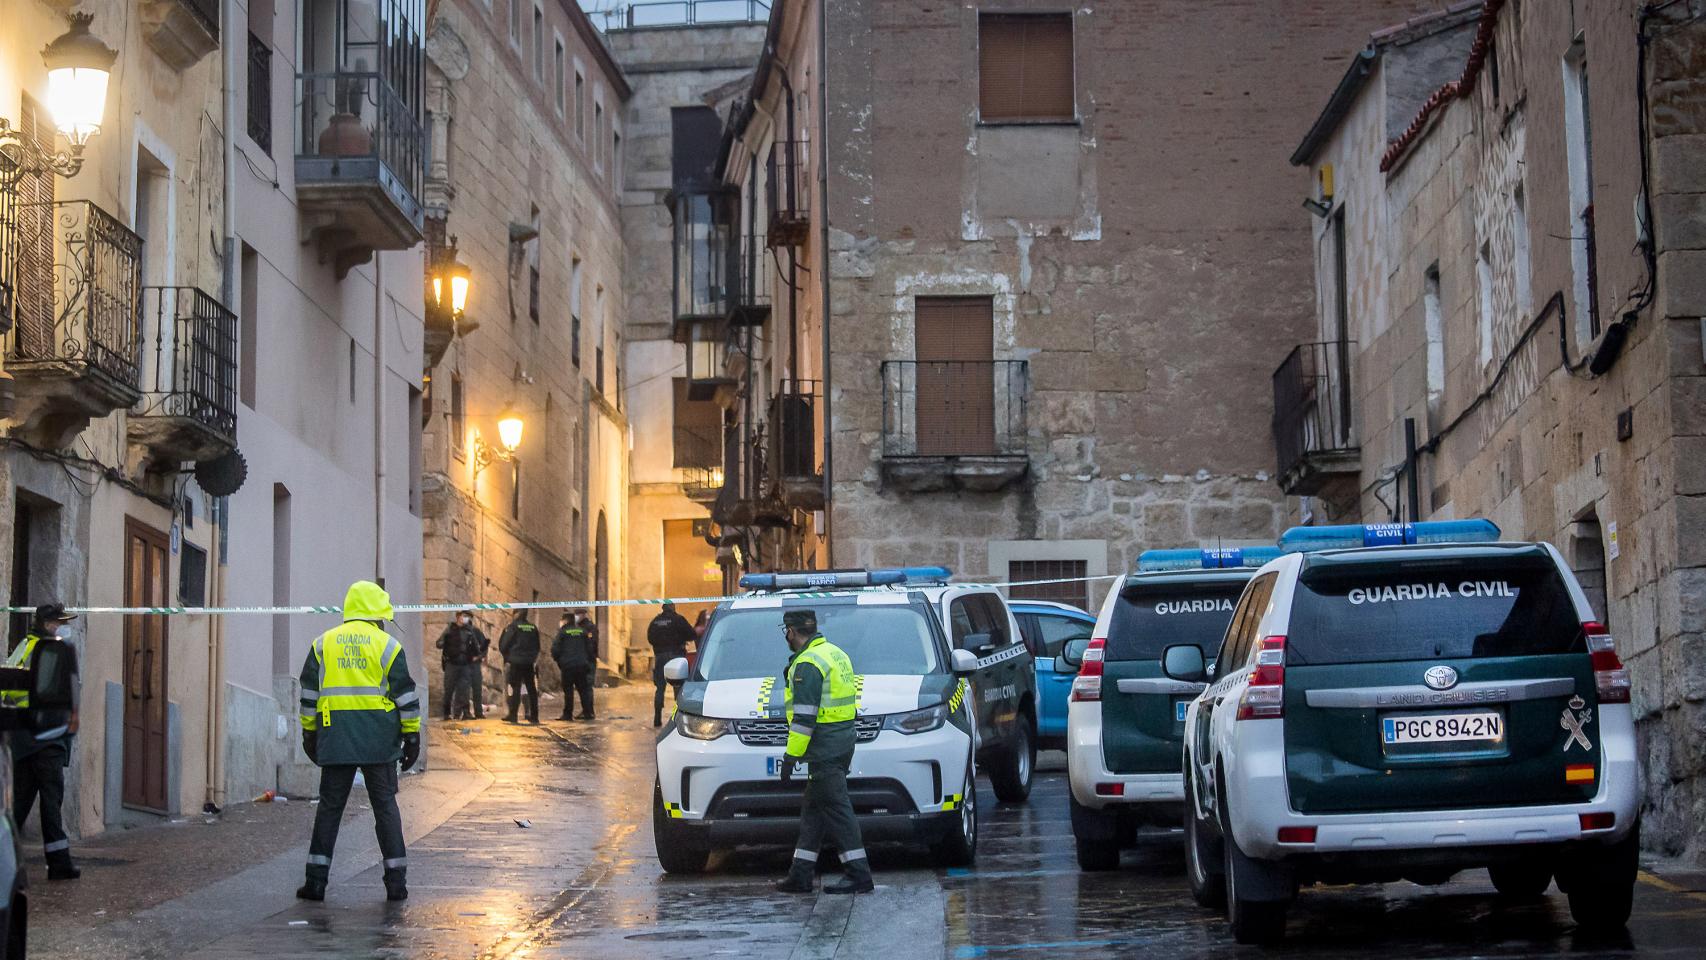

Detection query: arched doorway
xmin=594 ymin=511 xmax=609 ymax=658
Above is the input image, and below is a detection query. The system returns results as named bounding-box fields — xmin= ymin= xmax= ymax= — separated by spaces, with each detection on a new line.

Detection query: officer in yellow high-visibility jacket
xmin=774 ymin=609 xmax=872 ymax=895
xmin=5 ymin=603 xmax=81 ymax=880
xmin=296 ymin=581 xmax=421 ymax=902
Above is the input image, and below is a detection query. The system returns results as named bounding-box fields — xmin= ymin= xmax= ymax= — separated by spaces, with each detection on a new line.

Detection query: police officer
xmin=775 ymin=609 xmax=872 ymax=895
xmin=5 ymin=603 xmax=81 ymax=880
xmin=552 ymin=610 xmax=597 ymax=721
xmin=296 ymin=581 xmax=421 ymax=902
xmin=435 ymin=610 xmax=487 ymax=720
xmin=498 ymin=610 xmax=541 ymax=724
xmin=646 ymin=602 xmax=696 ymax=727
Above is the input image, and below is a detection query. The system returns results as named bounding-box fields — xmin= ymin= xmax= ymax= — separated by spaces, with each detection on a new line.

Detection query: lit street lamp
xmin=429 ymin=235 xmax=472 ymax=323
xmin=1 ymin=14 xmax=117 ymax=181
xmin=473 ymin=406 xmax=524 ymax=474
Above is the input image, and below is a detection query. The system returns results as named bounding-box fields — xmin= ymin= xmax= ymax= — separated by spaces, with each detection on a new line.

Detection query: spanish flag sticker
xmin=1565 ymin=764 xmax=1596 ymax=784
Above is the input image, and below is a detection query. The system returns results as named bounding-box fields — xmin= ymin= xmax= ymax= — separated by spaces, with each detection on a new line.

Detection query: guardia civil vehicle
xmin=1062 ymin=547 xmax=1279 ymax=871
xmin=1174 ymin=521 xmax=1640 ymax=943
xmin=651 ymin=567 xmax=1038 ymax=873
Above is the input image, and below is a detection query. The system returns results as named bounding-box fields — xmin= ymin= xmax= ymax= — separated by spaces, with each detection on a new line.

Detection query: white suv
xmin=1175 ymin=521 xmax=1640 ymax=943
xmin=651 ymin=568 xmax=1037 ymax=873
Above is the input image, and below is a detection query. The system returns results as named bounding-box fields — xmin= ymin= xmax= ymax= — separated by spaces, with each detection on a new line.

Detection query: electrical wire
xmin=1 ymin=437 xmax=179 ymax=510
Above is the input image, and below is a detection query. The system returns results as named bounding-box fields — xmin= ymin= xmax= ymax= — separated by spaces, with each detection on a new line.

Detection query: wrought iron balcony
xmin=770 ymin=380 xmax=822 ymax=509
xmin=129 ymin=286 xmax=238 ymax=464
xmin=296 ymin=71 xmax=425 ymax=272
xmin=593 ymin=0 xmax=771 ymax=31
xmin=0 ymin=151 xmax=15 ymax=335
xmin=141 ymin=0 xmax=220 ymax=71
xmin=1272 ymin=340 xmax=1360 ymax=497
xmin=5 ymin=200 xmax=142 ymax=444
xmin=248 ymin=33 xmax=273 ymax=154
xmin=729 ymin=232 xmax=770 ymax=327
xmin=766 ymin=140 xmax=810 ymax=248
xmin=880 ymin=360 xmax=1029 ymax=492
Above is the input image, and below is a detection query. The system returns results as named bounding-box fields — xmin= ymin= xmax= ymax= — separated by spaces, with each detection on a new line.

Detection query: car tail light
xmin=1095 ymin=782 xmax=1125 ymax=797
xmin=1583 ymin=622 xmax=1630 ymax=704
xmin=1235 ymin=636 xmax=1287 ymax=720
xmin=1277 ymin=826 xmax=1317 ymax=844
xmin=1579 ymin=812 xmax=1616 ymax=832
xmin=1071 ymin=638 xmax=1107 ymax=702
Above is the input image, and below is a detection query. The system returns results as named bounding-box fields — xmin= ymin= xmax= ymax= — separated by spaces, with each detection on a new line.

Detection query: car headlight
xmin=676 ymin=712 xmax=732 ymax=741
xmin=883 ymin=704 xmax=947 ymax=735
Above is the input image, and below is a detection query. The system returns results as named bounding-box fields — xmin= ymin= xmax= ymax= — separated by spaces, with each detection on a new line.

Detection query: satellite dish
xmin=195 ymin=449 xmax=248 ymax=497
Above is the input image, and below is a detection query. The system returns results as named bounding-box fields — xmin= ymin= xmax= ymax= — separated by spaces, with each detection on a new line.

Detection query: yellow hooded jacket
xmin=298 ymin=581 xmax=420 ymax=765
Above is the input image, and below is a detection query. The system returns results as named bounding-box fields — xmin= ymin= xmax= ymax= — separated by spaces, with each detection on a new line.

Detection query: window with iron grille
xmin=979 ymin=13 xmax=1075 ymax=122
xmin=247 ymin=34 xmax=273 ymax=153
xmin=1008 ymin=560 xmax=1089 ymax=611
xmin=528 ymin=264 xmax=540 ymax=324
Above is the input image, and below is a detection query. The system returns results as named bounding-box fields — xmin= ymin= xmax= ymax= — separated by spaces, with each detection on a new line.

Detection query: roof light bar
xmin=1136 ymin=547 xmax=1283 ymax=572
xmin=738 ymin=566 xmax=954 ymax=591
xmin=1279 ymin=519 xmax=1501 ymax=553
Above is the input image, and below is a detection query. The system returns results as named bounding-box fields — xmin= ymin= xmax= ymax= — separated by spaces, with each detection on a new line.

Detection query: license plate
xmin=766 ymin=757 xmax=808 ymax=777
xmin=1175 ymin=700 xmax=1189 ymax=723
xmin=1382 ymin=711 xmax=1504 ymax=745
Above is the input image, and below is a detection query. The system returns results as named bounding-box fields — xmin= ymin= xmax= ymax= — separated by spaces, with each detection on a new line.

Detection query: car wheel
xmin=1219 ymin=774 xmax=1289 ymax=945
xmin=1184 ymin=769 xmax=1226 ymax=910
xmin=6 ymin=891 xmax=24 ymax=960
xmin=989 ymin=711 xmax=1035 ymax=803
xmin=1564 ymin=824 xmax=1639 ymax=931
xmin=652 ymin=781 xmax=710 ymax=874
xmin=931 ymin=759 xmax=979 ymax=867
xmin=1489 ymin=861 xmax=1552 ymax=900
xmin=1067 ymin=791 xmax=1121 ymax=871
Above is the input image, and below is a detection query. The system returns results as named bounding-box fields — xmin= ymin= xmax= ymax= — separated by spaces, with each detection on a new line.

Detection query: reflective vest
xmin=784 ymin=636 xmax=858 ymax=756
xmin=300 ymin=622 xmax=415 ymax=734
xmin=1 ymin=634 xmax=42 ymax=707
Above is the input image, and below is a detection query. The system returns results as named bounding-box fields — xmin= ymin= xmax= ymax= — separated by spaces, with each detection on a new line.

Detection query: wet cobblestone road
xmin=29 ymin=686 xmax=1706 ymax=958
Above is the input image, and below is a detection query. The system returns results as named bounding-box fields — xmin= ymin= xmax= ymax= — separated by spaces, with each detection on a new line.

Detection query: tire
xmin=652 ymin=782 xmax=710 ymax=874
xmin=931 ymin=760 xmax=979 ymax=867
xmin=6 ymin=891 xmax=24 ymax=960
xmin=1489 ymin=861 xmax=1552 ymax=900
xmin=1220 ymin=774 xmax=1289 ymax=945
xmin=1565 ymin=825 xmax=1639 ymax=931
xmin=1074 ymin=836 xmax=1120 ymax=872
xmin=1184 ymin=770 xmax=1226 ymax=910
xmin=989 ymin=711 xmax=1036 ymax=803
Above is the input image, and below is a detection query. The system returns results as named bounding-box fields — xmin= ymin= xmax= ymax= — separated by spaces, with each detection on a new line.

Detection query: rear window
xmin=697 ymin=604 xmax=942 ymax=679
xmin=1288 ymin=555 xmax=1584 ymax=665
xmin=1106 ymin=580 xmax=1246 ymax=661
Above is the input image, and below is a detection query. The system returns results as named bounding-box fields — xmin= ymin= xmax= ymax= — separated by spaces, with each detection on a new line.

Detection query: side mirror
xmin=1161 ymin=644 xmax=1207 ymax=684
xmin=662 ymin=657 xmax=691 ymax=683
xmin=1056 ymin=637 xmax=1089 ymax=673
xmin=949 ymin=648 xmax=978 ymax=675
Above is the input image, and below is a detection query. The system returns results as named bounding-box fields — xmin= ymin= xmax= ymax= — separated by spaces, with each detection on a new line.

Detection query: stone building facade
xmin=820 ymin=0 xmax=1444 ymax=609
xmin=420 ymin=0 xmax=632 ymax=689
xmin=1288 ymin=0 xmax=1706 ymax=858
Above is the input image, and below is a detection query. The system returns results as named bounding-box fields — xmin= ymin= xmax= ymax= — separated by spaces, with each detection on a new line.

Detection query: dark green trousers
xmin=787 ymin=754 xmax=871 ymax=883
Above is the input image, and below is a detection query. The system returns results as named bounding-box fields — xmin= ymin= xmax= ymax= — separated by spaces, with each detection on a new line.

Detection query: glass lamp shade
xmin=496 ymin=410 xmax=524 ymax=452
xmin=431 ymin=275 xmax=444 ymax=307
xmin=40 ymin=14 xmax=117 ymax=148
xmin=449 ymin=271 xmax=470 ymax=314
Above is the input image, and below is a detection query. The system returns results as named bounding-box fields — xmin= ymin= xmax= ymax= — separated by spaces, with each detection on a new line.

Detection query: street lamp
xmin=1 ymin=14 xmax=118 ymax=181
xmin=429 ymin=235 xmax=472 ymax=322
xmin=496 ymin=407 xmax=524 ymax=452
xmin=472 ymin=406 xmax=524 ymax=474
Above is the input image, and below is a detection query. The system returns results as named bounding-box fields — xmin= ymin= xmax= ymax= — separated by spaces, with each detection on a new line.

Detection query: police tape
xmin=0 ymin=573 xmax=1125 ymax=617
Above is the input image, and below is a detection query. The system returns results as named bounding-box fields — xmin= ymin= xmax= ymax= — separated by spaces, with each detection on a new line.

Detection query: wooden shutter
xmin=979 ymin=14 xmax=1075 ymax=122
xmin=915 ymin=296 xmax=994 ymax=456
xmin=14 ymin=95 xmax=56 ymax=358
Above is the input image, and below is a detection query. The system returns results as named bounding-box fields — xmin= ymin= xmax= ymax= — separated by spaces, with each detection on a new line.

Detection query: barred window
xmin=1008 ymin=559 xmax=1089 ymax=611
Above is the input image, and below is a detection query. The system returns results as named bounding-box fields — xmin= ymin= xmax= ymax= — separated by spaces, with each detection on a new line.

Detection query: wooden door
xmin=914 ymin=296 xmax=994 ymax=455
xmin=123 ymin=519 xmax=170 ymax=812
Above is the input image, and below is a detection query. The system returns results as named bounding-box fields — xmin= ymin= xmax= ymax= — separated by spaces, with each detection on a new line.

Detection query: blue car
xmin=1011 ymin=600 xmax=1096 ymax=750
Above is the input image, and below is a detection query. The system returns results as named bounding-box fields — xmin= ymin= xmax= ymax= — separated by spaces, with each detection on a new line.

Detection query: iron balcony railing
xmin=593 ymin=0 xmax=770 ymax=31
xmin=770 ymin=380 xmax=819 ymax=481
xmin=730 ymin=231 xmax=770 ymax=325
xmin=766 ymin=140 xmax=810 ymax=248
xmin=674 ymin=424 xmax=722 ymax=471
xmin=881 ymin=360 xmax=1028 ymax=458
xmin=296 ymin=71 xmax=424 ymax=203
xmin=6 ymin=200 xmax=143 ymax=391
xmin=1272 ymin=340 xmax=1358 ymax=483
xmin=136 ymin=287 xmax=238 ymax=439
xmin=248 ymin=33 xmax=273 ymax=153
xmin=0 ymin=150 xmax=16 ymax=331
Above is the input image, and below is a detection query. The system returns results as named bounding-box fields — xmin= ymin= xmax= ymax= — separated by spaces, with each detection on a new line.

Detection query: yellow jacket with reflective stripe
xmin=298 ymin=620 xmax=420 ymax=765
xmin=784 ymin=636 xmax=857 ymax=758
xmin=1 ymin=634 xmax=41 ymax=706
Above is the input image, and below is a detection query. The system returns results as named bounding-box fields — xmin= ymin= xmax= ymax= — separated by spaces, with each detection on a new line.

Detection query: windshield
xmin=1288 ymin=555 xmax=1584 ymax=665
xmin=697 ymin=604 xmax=942 ymax=680
xmin=1106 ymin=579 xmax=1247 ymax=661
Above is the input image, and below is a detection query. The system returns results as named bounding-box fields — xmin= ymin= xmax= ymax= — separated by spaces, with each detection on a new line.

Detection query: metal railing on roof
xmin=591 ymin=1 xmax=770 ymax=32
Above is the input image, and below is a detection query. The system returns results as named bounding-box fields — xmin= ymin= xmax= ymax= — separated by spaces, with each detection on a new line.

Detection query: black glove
xmin=778 ymin=756 xmax=799 ymax=783
xmin=301 ymin=730 xmax=318 ymax=764
xmin=400 ymin=732 xmax=421 ymax=771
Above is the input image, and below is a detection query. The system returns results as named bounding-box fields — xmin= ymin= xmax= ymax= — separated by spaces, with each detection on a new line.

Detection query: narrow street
xmin=26 ymin=686 xmax=1706 ymax=959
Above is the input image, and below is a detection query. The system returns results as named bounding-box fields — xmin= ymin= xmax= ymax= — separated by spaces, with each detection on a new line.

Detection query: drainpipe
xmin=374 ymin=253 xmax=388 ymax=585
xmin=816 ymin=0 xmax=834 ymax=565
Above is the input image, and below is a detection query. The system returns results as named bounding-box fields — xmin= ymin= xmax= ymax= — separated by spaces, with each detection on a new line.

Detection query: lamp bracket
xmin=0 ymin=118 xmax=85 ymax=181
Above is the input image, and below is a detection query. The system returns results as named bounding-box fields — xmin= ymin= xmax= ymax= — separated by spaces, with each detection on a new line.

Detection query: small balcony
xmin=296 ymin=71 xmax=425 ymax=274
xmin=1272 ymin=340 xmax=1360 ymax=498
xmin=716 ymin=425 xmax=790 ymax=528
xmin=5 ymin=200 xmax=143 ymax=447
xmin=770 ymin=380 xmax=822 ymax=510
xmin=729 ymin=232 xmax=770 ymax=327
xmin=880 ymin=360 xmax=1029 ymax=493
xmin=766 ymin=140 xmax=810 ymax=248
xmin=129 ymin=286 xmax=239 ymax=465
xmin=141 ymin=0 xmax=220 ymax=71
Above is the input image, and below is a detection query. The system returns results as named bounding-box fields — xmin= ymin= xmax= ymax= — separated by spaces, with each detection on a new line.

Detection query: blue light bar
xmin=738 ymin=567 xmax=954 ymax=591
xmin=1137 ymin=547 xmax=1284 ymax=572
xmin=1279 ymin=519 xmax=1501 ymax=553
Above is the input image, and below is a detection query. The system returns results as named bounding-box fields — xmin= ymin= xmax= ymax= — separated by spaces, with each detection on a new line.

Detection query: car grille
xmin=734 ymin=717 xmax=882 ymax=746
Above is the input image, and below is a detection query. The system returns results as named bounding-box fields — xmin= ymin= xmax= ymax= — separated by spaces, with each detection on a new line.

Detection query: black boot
xmin=46 ymin=853 xmax=80 ymax=881
xmin=823 ymin=873 xmax=874 ymax=894
xmin=775 ymin=857 xmax=816 ymax=893
xmin=296 ymin=866 xmax=328 ymax=901
xmin=383 ymin=868 xmax=408 ymax=901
